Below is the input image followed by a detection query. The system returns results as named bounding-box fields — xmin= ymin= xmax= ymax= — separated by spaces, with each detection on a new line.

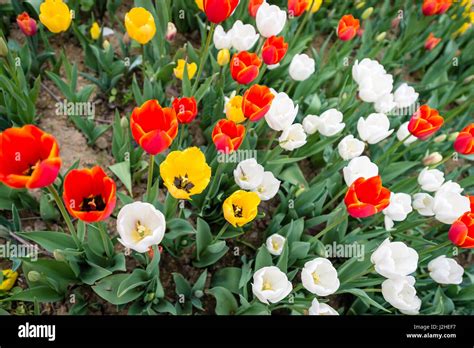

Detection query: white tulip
xmin=384 ymin=215 xmax=395 ymax=231
xmin=253 ymin=171 xmax=281 ymax=201
xmin=382 ymin=276 xmax=421 ymax=315
xmin=357 ymin=113 xmax=394 ymax=144
xmin=266 ymin=233 xmax=286 ymax=256
xmin=256 ymin=2 xmax=286 ymax=38
xmin=279 ymin=123 xmax=307 ymax=151
xmin=213 ymin=25 xmax=232 ymax=50
xmin=117 ymin=202 xmax=166 ymax=253
xmin=374 ymin=93 xmax=396 ymax=114
xmin=337 ymin=135 xmax=365 ymax=161
xmin=352 ymin=58 xmax=386 ymax=85
xmin=234 ymin=158 xmax=264 ymax=191
xmin=370 ymin=238 xmax=418 ymax=278
xmin=343 ymin=156 xmax=379 ymax=186
xmin=289 ymin=54 xmax=315 ymax=81
xmin=308 ymin=298 xmax=339 ymax=316
xmin=396 ymin=122 xmax=417 ymax=145
xmin=412 ymin=193 xmax=435 ymax=216
xmin=252 ymin=266 xmax=293 ymax=304
xmin=433 ymin=190 xmax=470 ymax=224
xmin=303 ymin=109 xmax=345 ymax=137
xmin=417 ymin=167 xmax=445 ymax=192
xmin=301 ymin=115 xmax=318 ymax=135
xmin=394 ymin=83 xmax=419 ymax=109
xmin=428 ymin=255 xmax=464 ymax=285
xmin=358 ymin=72 xmax=394 ymax=103
xmin=265 ymin=92 xmax=299 ymax=131
xmin=436 ymin=180 xmax=463 ymax=195
xmin=383 ymin=192 xmax=413 ymax=222
xmin=301 ymin=258 xmax=340 ymax=296
xmin=230 ymin=20 xmax=259 ymax=52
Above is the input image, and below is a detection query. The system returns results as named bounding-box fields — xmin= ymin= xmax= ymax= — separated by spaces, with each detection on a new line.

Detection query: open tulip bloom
xmin=1 ymin=0 xmax=473 ymax=324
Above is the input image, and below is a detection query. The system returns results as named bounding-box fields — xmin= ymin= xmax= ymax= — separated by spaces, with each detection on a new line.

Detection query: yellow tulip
xmin=174 ymin=59 xmax=198 ymax=80
xmin=217 ymin=49 xmax=230 ymax=66
xmin=90 ymin=22 xmax=100 ymax=40
xmin=124 ymin=7 xmax=156 ymax=45
xmin=195 ymin=0 xmax=204 ymax=11
xmin=39 ymin=0 xmax=72 ymax=33
xmin=0 ymin=269 xmax=18 ymax=292
xmin=306 ymin=0 xmax=323 ymax=13
xmin=160 ymin=147 xmax=211 ymax=200
xmin=225 ymin=95 xmax=246 ymax=124
xmin=222 ymin=190 xmax=260 ymax=227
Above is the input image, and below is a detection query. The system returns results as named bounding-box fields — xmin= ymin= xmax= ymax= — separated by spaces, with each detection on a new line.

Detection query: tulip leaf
xmin=207 ymin=287 xmax=238 ymax=315
xmin=109 ymin=161 xmax=133 ymax=196
xmin=7 ymin=286 xmax=62 ymax=303
xmin=16 ymin=231 xmax=76 ymax=253
xmin=211 ymin=267 xmax=242 ymax=294
xmin=254 ymin=246 xmax=273 ymax=271
xmin=93 ymin=274 xmax=144 ymax=305
xmin=117 ymin=269 xmax=150 ymax=298
xmin=340 ymin=288 xmax=390 ymax=313
xmin=195 ymin=218 xmax=212 ymax=259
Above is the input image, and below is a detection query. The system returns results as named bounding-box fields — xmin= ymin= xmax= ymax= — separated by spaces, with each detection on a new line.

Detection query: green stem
xmin=212 ymin=223 xmax=229 ymax=243
xmin=420 ymin=240 xmax=452 ymax=256
xmin=146 ymin=155 xmax=155 ymax=202
xmin=310 ymin=209 xmax=346 ymax=241
xmin=429 ymin=152 xmax=454 ymax=169
xmin=322 ymin=189 xmax=345 ymax=211
xmin=191 ymin=22 xmax=216 ymax=95
xmin=375 ymin=134 xmax=411 ymax=165
xmin=97 ymin=222 xmax=113 ymax=258
xmin=47 ymin=185 xmax=80 ymax=247
xmin=293 ymin=9 xmax=312 ymax=44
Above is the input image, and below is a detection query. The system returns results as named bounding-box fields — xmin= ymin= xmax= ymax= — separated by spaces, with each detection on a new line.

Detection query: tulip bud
xmin=376 ymin=32 xmax=387 ymax=42
xmin=53 ymin=249 xmax=66 ymax=262
xmin=362 ymin=7 xmax=374 ymax=20
xmin=355 ymin=1 xmax=366 ymax=9
xmin=166 ymin=22 xmax=177 ymax=42
xmin=0 ymin=37 xmax=8 ymax=57
xmin=144 ymin=292 xmax=155 ymax=302
xmin=433 ymin=134 xmax=447 ymax=143
xmin=28 ymin=271 xmax=41 ymax=282
xmin=194 ymin=290 xmax=204 ymax=298
xmin=448 ymin=132 xmax=459 ymax=141
xmin=120 ymin=116 xmax=129 ymax=129
xmin=391 ymin=17 xmax=401 ymax=29
xmin=423 ymin=152 xmax=443 ymax=166
xmin=217 ymin=48 xmax=230 ymax=66
xmin=102 ymin=40 xmax=110 ymax=50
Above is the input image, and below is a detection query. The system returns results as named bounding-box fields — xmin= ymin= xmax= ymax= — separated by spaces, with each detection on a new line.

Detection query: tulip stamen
xmin=262 ymin=280 xmax=273 ymax=291
xmin=80 ymin=195 xmax=106 ymax=212
xmin=312 ymin=272 xmax=320 ymax=284
xmin=22 ymin=160 xmax=40 ymax=176
xmin=232 ymin=204 xmax=243 ymax=218
xmin=132 ymin=220 xmax=152 ymax=242
xmin=173 ymin=174 xmax=195 ymax=193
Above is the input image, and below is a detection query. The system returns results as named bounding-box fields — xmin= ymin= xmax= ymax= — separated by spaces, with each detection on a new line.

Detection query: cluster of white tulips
xmin=234 ymin=158 xmax=281 ymax=201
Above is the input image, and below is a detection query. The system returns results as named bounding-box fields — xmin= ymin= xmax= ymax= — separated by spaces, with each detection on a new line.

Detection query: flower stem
xmin=212 ymin=223 xmax=229 ymax=243
xmin=191 ymin=22 xmax=216 ymax=95
xmin=47 ymin=185 xmax=80 ymax=247
xmin=146 ymin=154 xmax=155 ymax=202
xmin=293 ymin=10 xmax=312 ymax=44
xmin=375 ymin=134 xmax=411 ymax=165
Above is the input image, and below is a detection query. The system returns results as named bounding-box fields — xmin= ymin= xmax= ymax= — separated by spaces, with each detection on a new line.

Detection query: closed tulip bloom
xmin=213 ymin=25 xmax=233 ymax=49
xmin=233 ymin=158 xmax=265 ymax=191
xmin=39 ymin=0 xmax=72 ymax=33
xmin=117 ymin=202 xmax=166 ymax=253
xmin=338 ymin=135 xmax=365 ymax=161
xmin=371 ymin=238 xmax=419 ymax=278
xmin=212 ymin=119 xmax=246 ymax=153
xmin=252 ymin=266 xmax=293 ymax=304
xmin=242 ymin=84 xmax=275 ymax=122
xmin=449 ymin=208 xmax=474 ymax=248
xmin=262 ymin=36 xmax=288 ymax=66
xmin=436 ymin=180 xmax=463 ymax=195
xmin=396 ymin=122 xmax=418 ymax=146
xmin=90 ymin=22 xmax=100 ymax=40
xmin=195 ymin=0 xmax=204 ymax=10
xmin=230 ymin=51 xmax=262 ymax=85
xmin=174 ymin=59 xmax=198 ymax=80
xmin=289 ymin=53 xmax=315 ymax=81
xmin=412 ymin=193 xmax=435 ymax=216
xmin=303 ymin=109 xmax=345 ymax=137
xmin=357 ymin=72 xmax=394 ymax=103
xmin=288 ymin=0 xmax=310 ymax=17
xmin=383 ymin=192 xmax=413 ymax=229
xmin=172 ymin=97 xmax=198 ymax=124
xmin=337 ymin=15 xmax=360 ymax=41
xmin=160 ymin=147 xmax=211 ymax=200
xmin=0 ymin=269 xmax=18 ymax=291
xmin=357 ymin=113 xmax=394 ymax=144
xmin=374 ymin=93 xmax=396 ymax=114
xmin=417 ymin=167 xmax=445 ymax=192
xmin=352 ymin=58 xmax=386 ymax=85
xmin=433 ymin=190 xmax=470 ymax=224
xmin=252 ymin=171 xmax=281 ymax=201
xmin=265 ymin=92 xmax=298 ymax=131
xmin=203 ymin=0 xmax=239 ymax=24
xmin=343 ymin=156 xmax=379 ymax=187
xmin=225 ymin=94 xmax=246 ymax=123
xmin=422 ymin=0 xmax=452 ymax=16
xmin=230 ymin=20 xmax=259 ymax=52
xmin=63 ymin=166 xmax=116 ymax=223
xmin=393 ymin=83 xmax=419 ymax=109
xmin=17 ymin=12 xmax=37 ymax=36
xmin=266 ymin=233 xmax=286 ymax=256
xmin=424 ymin=32 xmax=441 ymax=50
xmin=165 ymin=22 xmax=177 ymax=42
xmin=428 ymin=255 xmax=464 ymax=284
xmin=306 ymin=0 xmax=323 ymax=13
xmin=301 ymin=258 xmax=340 ymax=296
xmin=223 ymin=190 xmax=260 ymax=227
xmin=248 ymin=0 xmax=264 ymax=17
xmin=217 ymin=48 xmax=231 ymax=66
xmin=124 ymin=7 xmax=156 ymax=44
xmin=344 ymin=176 xmax=391 ymax=218
xmin=408 ymin=105 xmax=444 ymax=140
xmin=279 ymin=123 xmax=307 ymax=151
xmin=453 ymin=123 xmax=474 ymax=155
xmin=256 ymin=2 xmax=287 ymax=38
xmin=130 ymin=100 xmax=178 ymax=155
xmin=0 ymin=125 xmax=61 ymax=189
xmin=308 ymin=298 xmax=339 ymax=315
xmin=382 ymin=276 xmax=421 ymax=315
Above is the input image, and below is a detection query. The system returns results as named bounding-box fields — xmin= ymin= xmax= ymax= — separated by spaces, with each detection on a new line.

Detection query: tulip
xmin=381 ymin=276 xmax=421 ymax=315
xmin=417 ymin=167 xmax=445 ymax=192
xmin=412 ymin=193 xmax=435 ymax=216
xmin=63 ymin=166 xmax=116 ymax=223
xmin=0 ymin=269 xmax=18 ymax=291
xmin=422 ymin=0 xmax=452 ymax=16
xmin=433 ymin=190 xmax=470 ymax=224
xmin=172 ymin=97 xmax=198 ymax=124
xmin=230 ymin=20 xmax=259 ymax=52
xmin=357 ymin=72 xmax=394 ymax=103
xmin=265 ymin=92 xmax=298 ymax=131
xmin=203 ymin=0 xmax=239 ymax=24
xmin=212 ymin=119 xmax=246 ymax=153
xmin=225 ymin=94 xmax=246 ymax=123
xmin=159 ymin=147 xmax=211 ymax=200
xmin=408 ymin=105 xmax=444 ymax=140
xmin=130 ymin=100 xmax=178 ymax=155
xmin=375 ymin=32 xmax=386 ymax=41
xmin=174 ymin=59 xmax=198 ymax=80
xmin=453 ymin=123 xmax=474 ymax=155
xmin=288 ymin=0 xmax=310 ymax=17
xmin=449 ymin=209 xmax=473 ymax=248
xmin=343 ymin=156 xmax=379 ymax=187
xmin=217 ymin=49 xmax=230 ymax=66
xmin=252 ymin=171 xmax=281 ymax=201
xmin=166 ymin=22 xmax=177 ymax=42
xmin=124 ymin=7 xmax=156 ymax=44
xmin=357 ymin=113 xmax=394 ymax=144
xmin=428 ymin=255 xmax=464 ymax=284
xmin=337 ymin=135 xmax=365 ymax=161
xmin=230 ymin=51 xmax=262 ymax=85
xmin=383 ymin=192 xmax=413 ymax=226
xmin=195 ymin=0 xmax=204 ymax=10
xmin=213 ymin=25 xmax=233 ymax=49
xmin=17 ymin=12 xmax=37 ymax=36
xmin=308 ymin=298 xmax=339 ymax=315
xmin=437 ymin=180 xmax=463 ymax=195
xmin=303 ymin=109 xmax=345 ymax=137
xmin=233 ymin=158 xmax=265 ymax=191
xmin=223 ymin=190 xmax=260 ymax=227
xmin=279 ymin=123 xmax=307 ymax=151
xmin=374 ymin=93 xmax=396 ymax=114
xmin=266 ymin=233 xmax=286 ymax=256
xmin=301 ymin=258 xmax=340 ymax=296
xmin=117 ymin=202 xmax=166 ymax=253
xmin=352 ymin=58 xmax=386 ymax=85
xmin=434 ymin=134 xmax=447 ymax=143
xmin=344 ymin=176 xmax=390 ymax=218
xmin=396 ymin=122 xmax=418 ymax=146
xmin=256 ymin=2 xmax=287 ymax=38
xmin=306 ymin=0 xmax=323 ymax=13
xmin=39 ymin=0 xmax=72 ymax=33
xmin=393 ymin=83 xmax=419 ymax=109
xmin=422 ymin=152 xmax=443 ymax=166
xmin=424 ymin=32 xmax=441 ymax=50
xmin=289 ymin=53 xmax=315 ymax=81
xmin=242 ymin=84 xmax=274 ymax=122
xmin=337 ymin=15 xmax=360 ymax=41
xmin=248 ymin=0 xmax=264 ymax=17
xmin=90 ymin=22 xmax=100 ymax=40
xmin=0 ymin=125 xmax=61 ymax=189
xmin=361 ymin=7 xmax=374 ymax=20
xmin=252 ymin=266 xmax=293 ymax=304
xmin=262 ymin=36 xmax=288 ymax=66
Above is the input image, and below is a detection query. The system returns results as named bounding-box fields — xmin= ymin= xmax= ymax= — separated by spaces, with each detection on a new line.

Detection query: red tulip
xmin=424 ymin=33 xmax=441 ymax=51
xmin=344 ymin=176 xmax=391 ymax=218
xmin=130 ymin=100 xmax=178 ymax=155
xmin=212 ymin=119 xmax=245 ymax=153
xmin=422 ymin=0 xmax=452 ymax=16
xmin=248 ymin=0 xmax=264 ymax=17
xmin=203 ymin=0 xmax=239 ymax=24
xmin=408 ymin=105 xmax=444 ymax=140
xmin=0 ymin=125 xmax=61 ymax=189
xmin=288 ymin=0 xmax=310 ymax=17
xmin=262 ymin=36 xmax=288 ymax=66
xmin=242 ymin=85 xmax=274 ymax=122
xmin=449 ymin=196 xmax=474 ymax=248
xmin=17 ymin=12 xmax=37 ymax=36
xmin=63 ymin=166 xmax=116 ymax=223
xmin=230 ymin=51 xmax=262 ymax=85
xmin=172 ymin=97 xmax=198 ymax=124
xmin=337 ymin=15 xmax=360 ymax=41
xmin=453 ymin=123 xmax=474 ymax=155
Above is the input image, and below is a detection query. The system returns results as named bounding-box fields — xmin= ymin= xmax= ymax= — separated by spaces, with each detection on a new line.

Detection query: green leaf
xmin=211 ymin=267 xmax=242 ymax=294
xmin=16 ymin=231 xmax=76 ymax=253
xmin=7 ymin=286 xmax=62 ymax=303
xmin=117 ymin=269 xmax=150 ymax=298
xmin=196 ymin=218 xmax=212 ymax=259
xmin=109 ymin=161 xmax=133 ymax=195
xmin=207 ymin=287 xmax=238 ymax=315
xmin=340 ymin=288 xmax=390 ymax=313
xmin=93 ymin=274 xmax=144 ymax=305
xmin=254 ymin=246 xmax=273 ymax=271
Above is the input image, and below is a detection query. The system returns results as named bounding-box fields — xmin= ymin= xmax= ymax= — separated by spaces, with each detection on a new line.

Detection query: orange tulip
xmin=453 ymin=123 xmax=473 ymax=155
xmin=17 ymin=12 xmax=37 ymax=36
xmin=248 ymin=0 xmax=264 ymax=17
xmin=288 ymin=0 xmax=310 ymax=17
xmin=344 ymin=176 xmax=391 ymax=218
xmin=408 ymin=105 xmax=444 ymax=140
xmin=424 ymin=33 xmax=441 ymax=50
xmin=449 ymin=197 xmax=474 ymax=248
xmin=212 ymin=119 xmax=245 ymax=153
xmin=130 ymin=100 xmax=178 ymax=155
xmin=242 ymin=85 xmax=274 ymax=122
xmin=63 ymin=166 xmax=116 ymax=223
xmin=262 ymin=36 xmax=288 ymax=66
xmin=422 ymin=0 xmax=452 ymax=16
xmin=172 ymin=97 xmax=198 ymax=124
xmin=230 ymin=51 xmax=262 ymax=85
xmin=337 ymin=15 xmax=360 ymax=41
xmin=0 ymin=125 xmax=61 ymax=189
xmin=203 ymin=0 xmax=239 ymax=24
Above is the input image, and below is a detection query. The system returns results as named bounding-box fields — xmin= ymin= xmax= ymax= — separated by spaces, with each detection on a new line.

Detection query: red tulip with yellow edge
xmin=449 ymin=197 xmax=474 ymax=248
xmin=288 ymin=0 xmax=310 ymax=17
xmin=203 ymin=0 xmax=239 ymax=24
xmin=344 ymin=176 xmax=391 ymax=218
xmin=230 ymin=51 xmax=262 ymax=85
xmin=408 ymin=105 xmax=444 ymax=140
xmin=172 ymin=97 xmax=198 ymax=124
xmin=242 ymin=85 xmax=275 ymax=122
xmin=212 ymin=119 xmax=245 ymax=154
xmin=453 ymin=123 xmax=474 ymax=155
xmin=337 ymin=15 xmax=360 ymax=41
xmin=262 ymin=36 xmax=288 ymax=66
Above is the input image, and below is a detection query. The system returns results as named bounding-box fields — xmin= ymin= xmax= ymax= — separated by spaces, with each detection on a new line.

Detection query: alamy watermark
xmin=217 ymin=149 xmax=258 ymax=163
xmin=0 ymin=241 xmax=38 ymax=261
xmin=55 ymin=99 xmax=95 ymax=118
xmin=325 ymin=242 xmax=365 ymax=261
